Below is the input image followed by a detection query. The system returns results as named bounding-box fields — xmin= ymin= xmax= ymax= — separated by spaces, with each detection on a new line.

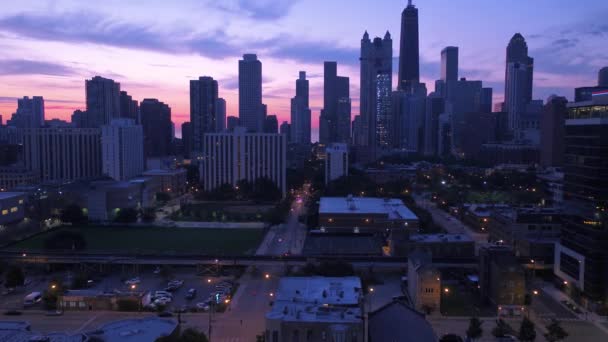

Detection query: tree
xmin=466 ymin=317 xmax=483 ymax=341
xmin=141 ymin=208 xmax=157 ymax=223
xmin=252 ymin=178 xmax=282 ymax=202
xmin=114 ymin=208 xmax=138 ymax=223
xmin=4 ymin=266 xmax=25 ymax=288
xmin=492 ymin=319 xmax=513 ymax=338
xmin=544 ymin=319 xmax=568 ymax=342
xmin=518 ymin=317 xmax=536 ymax=342
xmin=156 ymin=327 xmax=208 ymax=342
xmin=60 ymin=204 xmax=87 ymax=225
xmin=71 ymin=272 xmax=90 ymax=289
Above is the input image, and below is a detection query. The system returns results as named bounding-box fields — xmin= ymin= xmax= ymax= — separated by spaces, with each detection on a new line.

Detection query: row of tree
xmin=463 ymin=317 xmax=568 ymax=342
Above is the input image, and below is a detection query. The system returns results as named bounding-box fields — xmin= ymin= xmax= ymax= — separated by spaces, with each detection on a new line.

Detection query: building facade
xmin=101 ymin=118 xmax=144 ymax=181
xmin=290 ymin=72 xmax=311 ymax=144
xmin=324 ymin=143 xmax=348 ymax=184
xmin=86 ymin=76 xmax=121 ymax=128
xmin=200 ymin=127 xmax=287 ymax=196
xmin=398 ymin=0 xmax=420 ymax=91
xmin=239 ymin=54 xmax=264 ymax=132
xmin=22 ymin=127 xmax=102 ymax=183
xmin=7 ymin=96 xmax=45 ymax=128
xmin=140 ymin=98 xmax=172 ymax=158
xmin=190 ymin=76 xmax=219 ymax=154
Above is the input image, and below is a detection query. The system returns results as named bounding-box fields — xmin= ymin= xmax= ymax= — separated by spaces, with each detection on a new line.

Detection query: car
xmin=157 ymin=311 xmax=173 ymax=318
xmin=168 ymin=280 xmax=184 ymax=287
xmin=124 ymin=277 xmax=140 ymax=285
xmin=196 ymin=302 xmax=210 ymax=311
xmin=154 ymin=297 xmax=172 ymax=306
xmin=154 ymin=291 xmax=173 ymax=298
xmin=186 ymin=288 xmax=197 ymax=299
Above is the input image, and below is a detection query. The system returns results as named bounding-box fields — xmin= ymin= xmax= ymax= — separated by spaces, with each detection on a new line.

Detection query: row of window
xmin=1 ymin=206 xmax=20 ymax=215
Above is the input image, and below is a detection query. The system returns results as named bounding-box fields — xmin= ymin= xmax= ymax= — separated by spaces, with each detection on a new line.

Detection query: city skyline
xmin=0 ymin=0 xmax=607 ymax=140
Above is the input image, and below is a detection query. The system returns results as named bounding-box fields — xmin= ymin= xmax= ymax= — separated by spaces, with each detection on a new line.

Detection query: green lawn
xmin=6 ymin=226 xmax=265 ymax=256
xmin=441 ymin=286 xmax=496 ymax=317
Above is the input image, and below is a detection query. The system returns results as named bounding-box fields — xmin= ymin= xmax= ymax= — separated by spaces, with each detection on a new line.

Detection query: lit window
xmin=18 ymin=200 xmax=24 ymax=204
xmin=1 ymin=210 xmax=7 ymax=215
xmin=10 ymin=207 xmax=18 ymax=213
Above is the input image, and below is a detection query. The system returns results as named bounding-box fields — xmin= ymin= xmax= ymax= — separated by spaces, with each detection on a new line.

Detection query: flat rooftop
xmin=267 ymin=276 xmax=363 ymax=324
xmin=410 ymin=234 xmax=473 ymax=243
xmin=0 ymin=192 xmax=25 ymax=200
xmin=319 ymin=197 xmax=418 ymax=220
xmin=87 ymin=317 xmax=178 ymax=341
xmin=142 ymin=169 xmax=185 ymax=176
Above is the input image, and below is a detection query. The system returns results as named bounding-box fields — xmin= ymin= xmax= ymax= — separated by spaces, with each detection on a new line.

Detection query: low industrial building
xmin=265 ymin=276 xmax=364 ymax=342
xmin=142 ymin=168 xmax=188 ymax=195
xmin=408 ymin=234 xmax=475 ymax=259
xmin=369 ymin=300 xmax=437 ymax=342
xmin=462 ymin=203 xmax=510 ymax=232
xmin=86 ymin=317 xmax=178 ymax=341
xmin=479 ymin=246 xmax=526 ymax=316
xmin=407 ymin=251 xmax=441 ymax=314
xmin=87 ymin=181 xmax=142 ymax=221
xmin=59 ymin=289 xmax=142 ymax=311
xmin=0 ymin=192 xmax=26 ymax=226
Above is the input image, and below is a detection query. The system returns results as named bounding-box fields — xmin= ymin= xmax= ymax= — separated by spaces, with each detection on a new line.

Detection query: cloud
xmin=211 ymin=0 xmax=300 ymax=20
xmin=0 ymin=11 xmax=240 ymax=59
xmin=0 ymin=59 xmax=76 ymax=76
xmin=266 ymin=37 xmax=359 ymax=65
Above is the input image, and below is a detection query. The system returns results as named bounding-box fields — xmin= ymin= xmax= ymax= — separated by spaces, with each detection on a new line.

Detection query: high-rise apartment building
xmin=441 ymin=47 xmax=458 ymax=82
xmin=181 ymin=122 xmax=192 ymax=158
xmin=279 ymin=121 xmax=291 ymax=141
xmin=22 ymin=127 xmax=102 ymax=182
xmin=360 ymin=31 xmax=393 ymax=148
xmin=190 ymin=76 xmax=219 ymax=153
xmin=140 ymin=99 xmax=172 ymax=158
xmin=325 ymin=143 xmax=348 ymax=184
xmin=200 ymin=127 xmax=286 ymax=196
xmin=320 ymin=62 xmax=350 ymax=144
xmin=540 ymin=96 xmax=567 ymax=168
xmin=398 ymin=0 xmax=420 ymax=91
xmin=101 ymin=118 xmax=144 ymax=181
xmin=7 ymin=96 xmax=45 ymax=128
xmin=239 ymin=54 xmax=264 ymax=132
xmin=290 ymin=72 xmax=311 ymax=144
xmin=216 ymin=98 xmax=226 ymax=132
xmin=119 ymin=91 xmax=139 ymax=123
xmin=86 ymin=76 xmax=121 ymax=128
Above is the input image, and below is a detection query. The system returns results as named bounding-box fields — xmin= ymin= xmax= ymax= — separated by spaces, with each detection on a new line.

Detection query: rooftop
xmin=266 ymin=276 xmax=363 ymax=323
xmin=142 ymin=169 xmax=186 ymax=176
xmin=410 ymin=234 xmax=473 ymax=243
xmin=319 ymin=197 xmax=418 ymax=220
xmin=0 ymin=321 xmax=83 ymax=342
xmin=0 ymin=192 xmax=25 ymax=200
xmin=87 ymin=317 xmax=178 ymax=341
xmin=369 ymin=301 xmax=437 ymax=342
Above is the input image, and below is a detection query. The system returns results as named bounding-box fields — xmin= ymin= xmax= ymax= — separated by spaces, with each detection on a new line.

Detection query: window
xmin=18 ymin=200 xmax=24 ymax=204
xmin=10 ymin=207 xmax=18 ymax=213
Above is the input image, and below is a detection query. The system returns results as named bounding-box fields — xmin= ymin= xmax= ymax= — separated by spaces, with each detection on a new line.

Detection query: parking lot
xmin=1 ymin=266 xmax=238 ymax=313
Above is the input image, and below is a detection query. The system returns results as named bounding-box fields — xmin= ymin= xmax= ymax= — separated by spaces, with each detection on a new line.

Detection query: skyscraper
xmin=290 ymin=71 xmax=311 ymax=144
xmin=101 ymin=118 xmax=144 ymax=181
xmin=86 ymin=76 xmax=121 ymax=128
xmin=7 ymin=96 xmax=45 ymax=128
xmin=504 ymin=34 xmax=534 ymax=106
xmin=441 ymin=47 xmax=458 ymax=82
xmin=325 ymin=143 xmax=349 ymax=184
xmin=320 ymin=62 xmax=350 ymax=144
xmin=227 ymin=116 xmax=239 ymax=132
xmin=540 ymin=96 xmax=567 ymax=168
xmin=264 ymin=115 xmax=278 ymax=134
xmin=216 ymin=98 xmax=226 ymax=132
xmin=239 ymin=54 xmax=264 ymax=132
xmin=398 ymin=0 xmax=420 ymax=91
xmin=423 ymin=92 xmax=445 ymax=156
xmin=279 ymin=121 xmax=291 ymax=141
xmin=360 ymin=31 xmax=393 ymax=148
xmin=140 ymin=99 xmax=172 ymax=158
xmin=391 ymin=84 xmax=427 ymax=152
xmin=190 ymin=76 xmax=219 ymax=153
xmin=505 ymin=62 xmax=531 ymax=132
xmin=599 ymin=67 xmax=608 ymax=87
xmin=181 ymin=122 xmax=192 ymax=158
xmin=119 ymin=91 xmax=139 ymax=123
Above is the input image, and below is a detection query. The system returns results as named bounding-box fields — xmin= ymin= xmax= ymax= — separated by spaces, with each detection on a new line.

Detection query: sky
xmin=0 ymin=0 xmax=606 ymax=140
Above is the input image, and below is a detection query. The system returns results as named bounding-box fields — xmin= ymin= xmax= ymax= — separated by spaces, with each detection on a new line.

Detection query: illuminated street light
xmin=265 ymin=274 xmax=270 ymax=279
xmin=207 ymin=279 xmax=212 ymax=283
xmin=269 ymin=292 xmax=274 ymax=297
xmin=51 ymin=284 xmax=56 ymax=290
xmin=444 ymin=288 xmax=450 ymax=293
xmin=130 ymin=284 xmax=136 ymax=290
xmin=533 ymin=290 xmax=539 ymax=295
xmin=563 ymin=280 xmax=568 ymax=285
xmin=224 ymin=299 xmax=230 ymax=304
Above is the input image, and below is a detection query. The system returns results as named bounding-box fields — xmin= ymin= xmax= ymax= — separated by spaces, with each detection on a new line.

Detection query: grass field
xmin=6 ymin=226 xmax=265 ymax=256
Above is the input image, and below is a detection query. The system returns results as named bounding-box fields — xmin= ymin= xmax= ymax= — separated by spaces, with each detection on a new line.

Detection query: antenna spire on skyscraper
xmin=408 ymin=0 xmax=413 ymax=6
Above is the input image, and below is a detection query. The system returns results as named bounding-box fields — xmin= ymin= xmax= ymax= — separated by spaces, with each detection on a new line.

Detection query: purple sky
xmin=0 ymin=0 xmax=606 ymax=140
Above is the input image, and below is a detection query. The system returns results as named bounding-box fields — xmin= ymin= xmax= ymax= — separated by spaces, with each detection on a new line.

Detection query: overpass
xmin=0 ymin=251 xmax=478 ymax=269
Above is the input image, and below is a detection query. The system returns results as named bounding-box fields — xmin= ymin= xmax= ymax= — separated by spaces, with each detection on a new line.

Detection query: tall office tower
xmin=423 ymin=93 xmax=445 ymax=156
xmin=200 ymin=127 xmax=286 ymax=196
xmin=7 ymin=96 xmax=45 ymax=128
xmin=599 ymin=67 xmax=608 ymax=87
xmin=391 ymin=84 xmax=427 ymax=152
xmin=445 ymin=78 xmax=484 ymax=156
xmin=140 ymin=99 xmax=172 ymax=158
xmin=101 ymin=118 xmax=144 ymax=181
xmin=22 ymin=127 xmax=102 ymax=182
xmin=554 ymin=92 xmax=608 ymax=307
xmin=216 ymin=98 xmax=226 ymax=132
xmin=119 ymin=91 xmax=139 ymax=123
xmin=360 ymin=31 xmax=393 ymax=148
xmin=190 ymin=76 xmax=219 ymax=154
xmin=325 ymin=143 xmax=348 ymax=184
xmin=181 ymin=122 xmax=192 ymax=158
xmin=336 ymin=98 xmax=352 ymax=144
xmin=441 ymin=46 xmax=458 ymax=82
xmin=226 ymin=116 xmax=239 ymax=132
xmin=437 ymin=113 xmax=451 ymax=156
xmin=504 ymin=34 xmax=534 ymax=110
xmin=279 ymin=121 xmax=291 ymax=141
xmin=86 ymin=76 xmax=121 ymax=128
xmin=505 ymin=62 xmax=532 ymax=132
xmin=320 ymin=62 xmax=350 ymax=144
xmin=239 ymin=54 xmax=264 ymax=132
xmin=398 ymin=0 xmax=420 ymax=91
xmin=540 ymin=96 xmax=567 ymax=168
xmin=290 ymin=72 xmax=311 ymax=144
xmin=264 ymin=115 xmax=279 ymax=133
xmin=479 ymin=87 xmax=493 ymax=113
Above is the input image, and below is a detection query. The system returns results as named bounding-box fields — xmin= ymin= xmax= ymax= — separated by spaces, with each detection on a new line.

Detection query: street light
xmin=51 ymin=284 xmax=56 ymax=290
xmin=369 ymin=287 xmax=374 ymax=293
xmin=444 ymin=288 xmax=450 ymax=293
xmin=265 ymin=273 xmax=270 ymax=279
xmin=130 ymin=284 xmax=136 ymax=290
xmin=533 ymin=290 xmax=539 ymax=295
xmin=207 ymin=279 xmax=212 ymax=283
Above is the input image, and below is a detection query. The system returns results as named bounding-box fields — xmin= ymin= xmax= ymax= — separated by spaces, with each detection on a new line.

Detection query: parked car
xmin=23 ymin=292 xmax=42 ymax=307
xmin=154 ymin=291 xmax=173 ymax=298
xmin=196 ymin=302 xmax=210 ymax=311
xmin=186 ymin=288 xmax=197 ymax=300
xmin=45 ymin=310 xmax=63 ymax=316
xmin=154 ymin=297 xmax=172 ymax=306
xmin=125 ymin=277 xmax=140 ymax=285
